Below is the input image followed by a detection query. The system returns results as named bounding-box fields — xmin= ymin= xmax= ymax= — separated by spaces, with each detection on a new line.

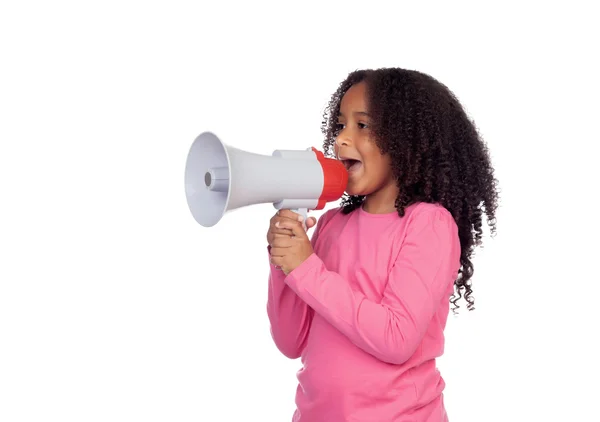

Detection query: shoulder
xmin=405 ymin=202 xmax=455 ymax=224
xmin=390 ymin=202 xmax=461 ymax=268
xmin=400 ymin=202 xmax=459 ymax=243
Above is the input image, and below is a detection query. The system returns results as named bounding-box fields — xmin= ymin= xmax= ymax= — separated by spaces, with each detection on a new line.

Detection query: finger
xmin=274 ymin=217 xmax=301 ymax=228
xmin=268 ymin=225 xmax=292 ymax=236
xmin=272 ymin=227 xmax=293 ymax=237
xmin=270 ymin=219 xmax=293 ymax=231
xmin=271 ymin=212 xmax=297 ymax=225
xmin=273 ymin=220 xmax=295 ymax=233
xmin=268 ymin=232 xmax=294 ymax=247
xmin=273 ymin=220 xmax=293 ymax=230
xmin=277 ymin=209 xmax=304 ymax=221
xmin=271 ymin=228 xmax=293 ymax=236
xmin=272 ymin=216 xmax=296 ymax=226
xmin=271 ymin=236 xmax=294 ymax=248
xmin=277 ymin=219 xmax=307 ymax=238
xmin=274 ymin=213 xmax=315 ymax=232
xmin=269 ymin=247 xmax=288 ymax=257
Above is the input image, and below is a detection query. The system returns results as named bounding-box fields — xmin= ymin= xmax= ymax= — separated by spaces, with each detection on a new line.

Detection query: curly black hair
xmin=321 ymin=68 xmax=499 ymax=313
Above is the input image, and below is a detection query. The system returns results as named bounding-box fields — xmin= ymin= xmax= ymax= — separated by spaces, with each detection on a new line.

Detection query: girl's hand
xmin=267 ymin=210 xmax=316 ymax=244
xmin=268 ymin=210 xmax=316 ymax=274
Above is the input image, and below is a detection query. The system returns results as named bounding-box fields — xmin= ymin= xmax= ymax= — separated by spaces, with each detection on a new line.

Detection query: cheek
xmin=364 ymin=149 xmax=385 ymax=167
xmin=381 ymin=155 xmax=393 ymax=173
xmin=366 ymin=152 xmax=393 ymax=178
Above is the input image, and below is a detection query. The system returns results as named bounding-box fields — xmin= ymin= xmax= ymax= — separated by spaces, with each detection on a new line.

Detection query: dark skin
xmin=267 ymin=210 xmax=316 ymax=275
xmin=333 ymin=81 xmax=399 ymax=214
xmin=268 ymin=81 xmax=398 ymax=274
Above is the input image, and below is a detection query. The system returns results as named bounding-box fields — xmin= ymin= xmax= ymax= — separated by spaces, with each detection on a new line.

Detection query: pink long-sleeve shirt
xmin=267 ymin=202 xmax=461 ymax=421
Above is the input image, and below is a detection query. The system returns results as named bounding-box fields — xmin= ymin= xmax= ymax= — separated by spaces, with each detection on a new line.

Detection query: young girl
xmin=266 ymin=68 xmax=498 ymax=421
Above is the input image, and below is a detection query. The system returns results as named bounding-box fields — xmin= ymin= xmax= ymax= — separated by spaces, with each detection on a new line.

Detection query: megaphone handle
xmin=291 ymin=208 xmax=308 ymax=231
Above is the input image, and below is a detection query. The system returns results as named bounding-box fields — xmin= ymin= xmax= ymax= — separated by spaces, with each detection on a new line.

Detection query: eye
xmin=358 ymin=122 xmax=369 ymax=129
xmin=334 ymin=123 xmax=345 ymax=135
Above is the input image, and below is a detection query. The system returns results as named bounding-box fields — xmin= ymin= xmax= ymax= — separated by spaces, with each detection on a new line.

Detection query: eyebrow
xmin=338 ymin=111 xmax=370 ymax=117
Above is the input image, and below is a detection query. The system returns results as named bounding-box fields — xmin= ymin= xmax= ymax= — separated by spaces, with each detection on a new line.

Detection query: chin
xmin=346 ymin=182 xmax=371 ymax=197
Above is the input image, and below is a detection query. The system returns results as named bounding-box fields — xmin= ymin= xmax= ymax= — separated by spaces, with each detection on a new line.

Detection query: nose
xmin=334 ymin=130 xmax=350 ymax=160
xmin=335 ymin=127 xmax=352 ymax=148
xmin=336 ymin=137 xmax=349 ymax=147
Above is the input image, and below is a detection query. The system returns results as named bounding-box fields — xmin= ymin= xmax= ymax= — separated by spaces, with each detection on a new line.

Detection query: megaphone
xmin=184 ymin=131 xmax=349 ymax=227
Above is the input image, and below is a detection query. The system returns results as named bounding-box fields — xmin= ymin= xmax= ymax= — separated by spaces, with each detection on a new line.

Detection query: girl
xmin=266 ymin=68 xmax=498 ymax=421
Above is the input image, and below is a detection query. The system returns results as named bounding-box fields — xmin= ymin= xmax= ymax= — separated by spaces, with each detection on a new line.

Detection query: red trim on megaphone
xmin=311 ymin=147 xmax=349 ymax=210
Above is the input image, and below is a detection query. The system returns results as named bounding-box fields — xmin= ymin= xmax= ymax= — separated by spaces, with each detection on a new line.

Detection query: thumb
xmin=305 ymin=216 xmax=317 ymax=230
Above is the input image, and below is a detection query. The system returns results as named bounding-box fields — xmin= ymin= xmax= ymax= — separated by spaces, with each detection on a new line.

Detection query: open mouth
xmin=341 ymin=159 xmax=362 ymax=172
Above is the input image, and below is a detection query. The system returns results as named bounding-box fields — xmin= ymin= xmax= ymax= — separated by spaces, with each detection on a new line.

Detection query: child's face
xmin=334 ymin=82 xmax=396 ymax=198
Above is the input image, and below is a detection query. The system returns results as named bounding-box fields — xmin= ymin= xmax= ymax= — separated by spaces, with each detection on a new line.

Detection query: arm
xmin=283 ymin=208 xmax=461 ymax=364
xmin=266 ymin=209 xmax=333 ymax=359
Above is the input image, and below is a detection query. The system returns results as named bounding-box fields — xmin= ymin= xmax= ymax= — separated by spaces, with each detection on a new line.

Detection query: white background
xmin=1 ymin=1 xmax=598 ymax=421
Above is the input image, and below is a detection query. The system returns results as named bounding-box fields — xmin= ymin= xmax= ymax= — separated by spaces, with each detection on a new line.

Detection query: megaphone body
xmin=185 ymin=132 xmax=349 ymax=227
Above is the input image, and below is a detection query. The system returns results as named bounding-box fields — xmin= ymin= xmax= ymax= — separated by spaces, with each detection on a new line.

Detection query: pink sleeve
xmin=266 ymin=209 xmax=333 ymax=359
xmin=284 ymin=208 xmax=461 ymax=364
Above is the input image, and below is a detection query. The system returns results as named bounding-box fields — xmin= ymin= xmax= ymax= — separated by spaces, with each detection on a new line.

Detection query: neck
xmin=362 ymin=180 xmax=400 ymax=214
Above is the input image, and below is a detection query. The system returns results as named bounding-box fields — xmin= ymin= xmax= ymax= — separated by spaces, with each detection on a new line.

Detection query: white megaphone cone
xmin=184 ymin=131 xmax=348 ymax=227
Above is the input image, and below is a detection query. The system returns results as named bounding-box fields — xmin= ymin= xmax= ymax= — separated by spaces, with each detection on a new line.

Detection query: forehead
xmin=339 ymin=81 xmax=368 ymax=112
